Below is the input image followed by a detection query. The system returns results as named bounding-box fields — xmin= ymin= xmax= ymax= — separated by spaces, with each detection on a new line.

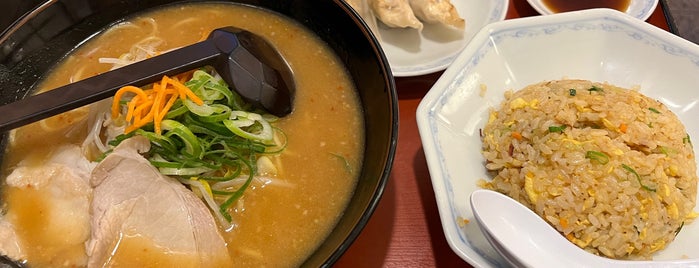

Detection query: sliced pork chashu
xmin=87 ymin=136 xmax=232 ymax=267
xmin=1 ymin=145 xmax=95 ymax=267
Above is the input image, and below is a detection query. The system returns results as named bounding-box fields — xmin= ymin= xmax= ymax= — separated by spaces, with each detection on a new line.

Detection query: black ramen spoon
xmin=0 ymin=26 xmax=295 ymax=132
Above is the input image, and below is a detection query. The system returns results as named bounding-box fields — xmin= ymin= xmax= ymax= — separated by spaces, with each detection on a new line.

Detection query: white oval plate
xmin=526 ymin=0 xmax=659 ymax=21
xmin=379 ymin=0 xmax=508 ymax=77
xmin=416 ymin=8 xmax=699 ymax=268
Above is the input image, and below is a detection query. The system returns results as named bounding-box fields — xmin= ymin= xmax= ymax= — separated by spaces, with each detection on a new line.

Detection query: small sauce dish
xmin=526 ymin=0 xmax=659 ymax=20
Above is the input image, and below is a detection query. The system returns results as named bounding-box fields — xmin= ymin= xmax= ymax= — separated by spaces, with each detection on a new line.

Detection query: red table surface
xmin=334 ymin=0 xmax=672 ymax=267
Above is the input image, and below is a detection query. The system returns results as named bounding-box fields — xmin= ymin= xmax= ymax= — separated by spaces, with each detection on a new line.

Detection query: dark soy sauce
xmin=542 ymin=0 xmax=631 ymax=13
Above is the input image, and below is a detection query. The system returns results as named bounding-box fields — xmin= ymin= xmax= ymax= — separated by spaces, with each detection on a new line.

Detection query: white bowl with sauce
xmin=526 ymin=0 xmax=659 ymax=21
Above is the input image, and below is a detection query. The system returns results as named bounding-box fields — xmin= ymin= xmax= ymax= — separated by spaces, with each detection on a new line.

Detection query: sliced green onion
xmin=675 ymin=222 xmax=685 ymax=236
xmin=108 ymin=68 xmax=284 ymax=226
xmin=184 ymin=99 xmax=220 ymax=117
xmin=223 ymin=111 xmax=274 ymax=143
xmin=165 ymin=101 xmax=189 ymax=119
xmin=585 ymin=151 xmax=609 ymax=164
xmin=184 ymin=114 xmax=233 ymax=136
xmin=149 ymin=153 xmax=186 ymax=168
xmin=621 ymin=164 xmax=656 ymax=192
xmin=107 ymin=132 xmax=135 ymax=147
xmin=684 ymin=134 xmax=692 ymax=145
xmin=208 ymin=82 xmax=243 ymax=109
xmin=588 ymin=86 xmax=603 ymax=92
xmin=218 ymin=159 xmax=256 ymax=222
xmin=160 ymin=119 xmax=203 ymax=158
xmin=656 ymin=146 xmax=677 ymax=156
xmin=648 ymin=107 xmax=661 ymax=114
xmin=187 ymin=70 xmax=249 ymax=110
xmin=134 ymin=129 xmax=179 ymax=153
xmin=159 ymin=166 xmax=215 ymax=176
xmin=195 ymin=104 xmax=232 ymax=123
xmin=261 ymin=113 xmax=280 ymax=123
xmin=188 ymin=71 xmax=222 ymax=100
xmin=548 ymin=125 xmax=567 ymax=133
xmin=201 ymin=167 xmax=243 ymax=182
xmin=569 ymin=89 xmax=576 ymax=96
xmin=330 ymin=153 xmax=352 ymax=174
xmin=262 ymin=127 xmax=288 ymax=154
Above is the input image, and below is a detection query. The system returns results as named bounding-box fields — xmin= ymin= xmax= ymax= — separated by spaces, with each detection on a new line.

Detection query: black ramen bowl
xmin=0 ymin=0 xmax=397 ymax=267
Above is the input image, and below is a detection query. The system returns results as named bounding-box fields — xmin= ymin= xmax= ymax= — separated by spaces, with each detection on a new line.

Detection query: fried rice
xmin=480 ymin=79 xmax=698 ymax=259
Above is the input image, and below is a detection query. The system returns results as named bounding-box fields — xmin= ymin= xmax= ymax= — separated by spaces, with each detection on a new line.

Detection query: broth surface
xmin=1 ymin=3 xmax=363 ymax=267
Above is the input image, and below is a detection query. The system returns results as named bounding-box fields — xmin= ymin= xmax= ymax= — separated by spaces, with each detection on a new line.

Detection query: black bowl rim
xmin=0 ymin=0 xmax=399 ymax=266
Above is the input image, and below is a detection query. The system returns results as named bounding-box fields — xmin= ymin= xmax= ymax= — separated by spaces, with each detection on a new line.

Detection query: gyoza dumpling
xmin=409 ymin=0 xmax=465 ymax=29
xmin=371 ymin=0 xmax=423 ymax=30
xmin=346 ymin=0 xmax=383 ymax=40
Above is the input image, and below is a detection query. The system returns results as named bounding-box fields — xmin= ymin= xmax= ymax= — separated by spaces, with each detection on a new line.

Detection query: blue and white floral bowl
xmin=417 ymin=8 xmax=699 ymax=268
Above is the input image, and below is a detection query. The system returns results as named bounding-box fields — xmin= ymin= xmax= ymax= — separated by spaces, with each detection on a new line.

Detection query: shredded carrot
xmin=112 ymin=73 xmax=203 ymax=134
xmin=511 ymin=131 xmax=523 ymax=141
xmin=559 ymin=218 xmax=569 ymax=229
xmin=155 ymin=92 xmax=179 ymax=133
xmin=177 ymin=69 xmax=196 ymax=83
xmin=167 ymin=76 xmax=204 ymax=105
xmin=112 ymin=86 xmax=148 ymax=119
xmin=124 ymin=95 xmax=139 ymax=122
xmin=152 ymin=77 xmax=168 ymax=126
xmin=619 ymin=123 xmax=628 ymax=133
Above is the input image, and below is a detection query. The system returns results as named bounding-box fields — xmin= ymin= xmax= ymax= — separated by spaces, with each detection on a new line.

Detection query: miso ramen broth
xmin=0 ymin=3 xmax=364 ymax=267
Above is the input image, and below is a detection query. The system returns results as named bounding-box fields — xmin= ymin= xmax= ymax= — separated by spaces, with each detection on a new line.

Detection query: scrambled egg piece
xmin=667 ymin=203 xmax=679 ymax=220
xmin=509 ymin=98 xmax=539 ymax=110
xmin=611 ymin=148 xmax=624 ymax=156
xmin=601 ymin=118 xmax=617 ymax=131
xmin=488 ymin=111 xmax=498 ymax=124
xmin=524 ymin=172 xmax=538 ymax=203
xmin=565 ymin=233 xmax=592 ymax=248
xmin=456 ymin=216 xmax=470 ymax=228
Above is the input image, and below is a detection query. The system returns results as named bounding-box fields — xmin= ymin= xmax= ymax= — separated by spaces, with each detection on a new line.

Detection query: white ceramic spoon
xmin=469 ymin=189 xmax=699 ymax=268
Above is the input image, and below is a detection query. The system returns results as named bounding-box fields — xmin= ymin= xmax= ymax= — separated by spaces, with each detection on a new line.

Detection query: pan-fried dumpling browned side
xmin=409 ymin=0 xmax=465 ymax=29
xmin=371 ymin=0 xmax=423 ymax=30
